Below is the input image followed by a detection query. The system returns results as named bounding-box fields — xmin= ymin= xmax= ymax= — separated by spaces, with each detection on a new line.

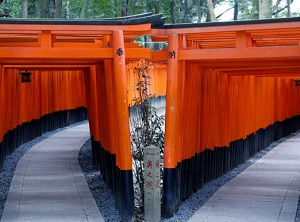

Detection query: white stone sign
xmin=144 ymin=145 xmax=161 ymax=222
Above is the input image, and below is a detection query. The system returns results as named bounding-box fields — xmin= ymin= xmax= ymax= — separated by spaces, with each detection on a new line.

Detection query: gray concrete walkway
xmin=2 ymin=123 xmax=104 ymax=222
xmin=189 ymin=133 xmax=300 ymax=222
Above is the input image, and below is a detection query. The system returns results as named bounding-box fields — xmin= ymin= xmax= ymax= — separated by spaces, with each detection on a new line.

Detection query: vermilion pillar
xmin=177 ymin=35 xmax=187 ymax=163
xmin=0 ymin=65 xmax=3 ymax=142
xmin=103 ymin=34 xmax=118 ymax=195
xmin=163 ymin=33 xmax=180 ymax=217
xmin=103 ymin=35 xmax=116 ymax=155
xmin=112 ymin=30 xmax=134 ymax=222
xmin=87 ymin=66 xmax=99 ymax=142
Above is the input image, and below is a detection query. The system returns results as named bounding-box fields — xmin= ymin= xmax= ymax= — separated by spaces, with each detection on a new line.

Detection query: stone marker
xmin=144 ymin=145 xmax=161 ymax=222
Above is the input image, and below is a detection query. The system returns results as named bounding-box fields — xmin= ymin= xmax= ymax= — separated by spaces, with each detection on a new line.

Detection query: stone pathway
xmin=189 ymin=133 xmax=300 ymax=222
xmin=2 ymin=123 xmax=104 ymax=222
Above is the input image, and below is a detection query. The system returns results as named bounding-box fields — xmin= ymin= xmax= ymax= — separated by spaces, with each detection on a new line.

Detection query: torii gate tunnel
xmin=0 ymin=14 xmax=300 ymax=221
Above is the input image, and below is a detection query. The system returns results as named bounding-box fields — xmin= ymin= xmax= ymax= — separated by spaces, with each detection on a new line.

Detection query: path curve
xmin=2 ymin=123 xmax=104 ymax=222
xmin=189 ymin=133 xmax=300 ymax=222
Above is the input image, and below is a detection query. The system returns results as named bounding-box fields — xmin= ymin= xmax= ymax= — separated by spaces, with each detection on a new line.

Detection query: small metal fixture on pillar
xmin=295 ymin=79 xmax=300 ymax=86
xmin=19 ymin=70 xmax=32 ymax=83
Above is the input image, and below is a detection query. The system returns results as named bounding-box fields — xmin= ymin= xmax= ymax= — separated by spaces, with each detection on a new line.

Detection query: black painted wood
xmin=0 ymin=107 xmax=87 ymax=170
xmin=162 ymin=115 xmax=300 ymax=218
xmin=91 ymin=139 xmax=135 ymax=222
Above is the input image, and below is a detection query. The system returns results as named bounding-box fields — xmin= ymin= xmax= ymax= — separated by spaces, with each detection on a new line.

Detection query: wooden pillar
xmin=163 ymin=33 xmax=180 ymax=217
xmin=112 ymin=30 xmax=134 ymax=222
xmin=177 ymin=35 xmax=187 ymax=163
xmin=84 ymin=66 xmax=99 ymax=167
xmin=103 ymin=34 xmax=118 ymax=195
xmin=0 ymin=65 xmax=3 ymax=143
xmin=177 ymin=35 xmax=187 ymax=201
xmin=88 ymin=66 xmax=99 ymax=141
xmin=103 ymin=35 xmax=115 ymax=154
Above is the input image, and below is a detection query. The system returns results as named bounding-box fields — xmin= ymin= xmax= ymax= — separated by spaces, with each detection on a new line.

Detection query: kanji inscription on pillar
xmin=106 ymin=41 xmax=111 ymax=48
xmin=116 ymin=47 xmax=124 ymax=56
xmin=144 ymin=145 xmax=161 ymax=222
xmin=168 ymin=50 xmax=176 ymax=59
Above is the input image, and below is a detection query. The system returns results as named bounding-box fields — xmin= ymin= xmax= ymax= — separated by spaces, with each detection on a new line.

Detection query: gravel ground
xmin=0 ymin=122 xmax=299 ymax=221
xmin=78 ymin=139 xmax=121 ymax=221
xmin=162 ymin=131 xmax=300 ymax=222
xmin=79 ymin=131 xmax=300 ymax=222
xmin=297 ymin=195 xmax=300 ymax=222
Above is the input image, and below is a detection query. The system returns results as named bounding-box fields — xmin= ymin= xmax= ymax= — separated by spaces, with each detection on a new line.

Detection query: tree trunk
xmin=259 ymin=0 xmax=272 ymax=18
xmin=66 ymin=0 xmax=70 ymax=18
xmin=197 ymin=0 xmax=206 ymax=22
xmin=274 ymin=0 xmax=281 ymax=18
xmin=170 ymin=0 xmax=175 ymax=23
xmin=55 ymin=0 xmax=63 ymax=18
xmin=233 ymin=0 xmax=238 ymax=20
xmin=197 ymin=0 xmax=201 ymax=22
xmin=158 ymin=0 xmax=162 ymax=13
xmin=49 ymin=0 xmax=55 ymax=18
xmin=121 ymin=0 xmax=128 ymax=16
xmin=80 ymin=0 xmax=89 ymax=18
xmin=180 ymin=0 xmax=187 ymax=22
xmin=22 ymin=0 xmax=28 ymax=18
xmin=287 ymin=0 xmax=291 ymax=17
xmin=146 ymin=0 xmax=152 ymax=13
xmin=180 ymin=0 xmax=194 ymax=23
xmin=39 ymin=0 xmax=47 ymax=18
xmin=207 ymin=0 xmax=216 ymax=21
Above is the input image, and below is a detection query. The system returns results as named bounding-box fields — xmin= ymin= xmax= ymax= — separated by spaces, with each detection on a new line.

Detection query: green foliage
xmin=238 ymin=0 xmax=259 ymax=20
xmin=126 ymin=0 xmax=147 ymax=15
xmin=160 ymin=0 xmax=172 ymax=22
xmin=1 ymin=0 xmax=299 ymax=20
xmin=28 ymin=0 xmax=39 ymax=18
xmin=67 ymin=0 xmax=121 ymax=19
xmin=0 ymin=0 xmax=22 ymax=17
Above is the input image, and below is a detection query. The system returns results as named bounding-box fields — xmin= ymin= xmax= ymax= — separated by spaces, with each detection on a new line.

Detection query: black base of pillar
xmin=91 ymin=139 xmax=135 ymax=222
xmin=162 ymin=115 xmax=300 ymax=218
xmin=0 ymin=107 xmax=87 ymax=170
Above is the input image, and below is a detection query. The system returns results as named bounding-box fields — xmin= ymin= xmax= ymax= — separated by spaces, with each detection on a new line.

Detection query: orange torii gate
xmin=0 ymin=14 xmax=164 ymax=221
xmin=150 ymin=17 xmax=300 ymax=216
xmin=0 ymin=14 xmax=300 ymax=221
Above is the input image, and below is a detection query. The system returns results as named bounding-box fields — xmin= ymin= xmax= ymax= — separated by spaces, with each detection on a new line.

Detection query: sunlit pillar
xmin=112 ymin=30 xmax=134 ymax=222
xmin=163 ymin=33 xmax=180 ymax=217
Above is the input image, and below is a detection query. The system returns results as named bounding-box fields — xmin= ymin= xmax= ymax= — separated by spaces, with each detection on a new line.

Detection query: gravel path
xmin=0 ymin=122 xmax=299 ymax=221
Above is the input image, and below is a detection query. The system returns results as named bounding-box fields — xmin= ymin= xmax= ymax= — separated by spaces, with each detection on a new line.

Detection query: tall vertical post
xmin=177 ymin=35 xmax=187 ymax=162
xmin=103 ymin=35 xmax=115 ymax=153
xmin=144 ymin=145 xmax=161 ymax=222
xmin=0 ymin=65 xmax=3 ymax=143
xmin=103 ymin=34 xmax=118 ymax=194
xmin=163 ymin=33 xmax=179 ymax=217
xmin=87 ymin=66 xmax=99 ymax=166
xmin=112 ymin=30 xmax=134 ymax=222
